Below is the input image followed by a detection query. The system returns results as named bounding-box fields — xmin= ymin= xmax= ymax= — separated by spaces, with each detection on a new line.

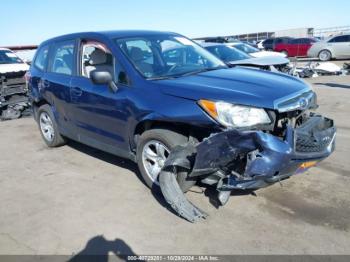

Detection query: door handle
xmin=71 ymin=86 xmax=83 ymax=96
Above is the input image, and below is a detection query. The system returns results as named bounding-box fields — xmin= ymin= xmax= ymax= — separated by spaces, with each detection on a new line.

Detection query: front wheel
xmin=136 ymin=128 xmax=196 ymax=192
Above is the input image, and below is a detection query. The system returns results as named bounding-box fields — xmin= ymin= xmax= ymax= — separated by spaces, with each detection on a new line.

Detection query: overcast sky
xmin=1 ymin=0 xmax=349 ymax=46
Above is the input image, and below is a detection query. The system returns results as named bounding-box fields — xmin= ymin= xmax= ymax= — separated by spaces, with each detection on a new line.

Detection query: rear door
xmin=289 ymin=39 xmax=301 ymax=57
xmin=45 ymin=39 xmax=76 ymax=135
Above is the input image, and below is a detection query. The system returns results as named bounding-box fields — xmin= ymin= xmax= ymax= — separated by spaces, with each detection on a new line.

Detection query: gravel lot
xmin=0 ymin=75 xmax=349 ymax=256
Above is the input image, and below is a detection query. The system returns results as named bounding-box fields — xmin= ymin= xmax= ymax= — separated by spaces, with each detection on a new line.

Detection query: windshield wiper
xmin=148 ymin=75 xmax=177 ymax=81
xmin=172 ymin=66 xmax=226 ymax=78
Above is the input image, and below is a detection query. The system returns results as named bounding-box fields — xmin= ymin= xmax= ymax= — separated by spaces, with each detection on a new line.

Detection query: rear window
xmin=33 ymin=45 xmax=49 ymax=71
xmin=49 ymin=40 xmax=75 ymax=75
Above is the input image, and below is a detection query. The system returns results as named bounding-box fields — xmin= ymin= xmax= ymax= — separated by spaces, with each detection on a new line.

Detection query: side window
xmin=330 ymin=36 xmax=348 ymax=43
xmin=81 ymin=41 xmax=113 ymax=78
xmin=275 ymin=39 xmax=283 ymax=44
xmin=50 ymin=40 xmax=75 ymax=75
xmin=34 ymin=45 xmax=49 ymax=71
xmin=291 ymin=39 xmax=300 ymax=44
xmin=81 ymin=40 xmax=130 ymax=85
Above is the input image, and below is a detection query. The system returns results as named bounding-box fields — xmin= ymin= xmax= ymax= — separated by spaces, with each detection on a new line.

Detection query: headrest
xmin=129 ymin=47 xmax=144 ymax=62
xmin=89 ymin=49 xmax=107 ymax=65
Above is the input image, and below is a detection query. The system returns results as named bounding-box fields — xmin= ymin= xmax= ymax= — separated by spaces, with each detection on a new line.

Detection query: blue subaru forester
xmin=28 ymin=31 xmax=335 ymax=211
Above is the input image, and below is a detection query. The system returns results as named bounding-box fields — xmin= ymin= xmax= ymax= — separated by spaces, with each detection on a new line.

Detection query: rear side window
xmin=34 ymin=45 xmax=49 ymax=71
xmin=50 ymin=40 xmax=75 ymax=75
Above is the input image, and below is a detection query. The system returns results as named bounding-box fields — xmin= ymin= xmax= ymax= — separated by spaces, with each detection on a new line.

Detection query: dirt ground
xmin=0 ymin=75 xmax=349 ymax=256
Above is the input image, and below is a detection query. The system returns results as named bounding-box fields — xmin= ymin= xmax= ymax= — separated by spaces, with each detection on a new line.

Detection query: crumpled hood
xmin=158 ymin=67 xmax=310 ymax=109
xmin=0 ymin=63 xmax=29 ymax=74
xmin=229 ymin=56 xmax=289 ymax=66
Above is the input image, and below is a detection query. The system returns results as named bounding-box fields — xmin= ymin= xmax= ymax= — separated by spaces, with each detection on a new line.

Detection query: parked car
xmin=307 ymin=34 xmax=350 ymax=61
xmin=274 ymin=38 xmax=318 ymax=57
xmin=0 ymin=48 xmax=31 ymax=120
xmin=240 ymin=40 xmax=258 ymax=48
xmin=262 ymin=37 xmax=293 ymax=51
xmin=28 ymin=31 xmax=336 ymax=221
xmin=227 ymin=42 xmax=287 ymax=58
xmin=193 ymin=36 xmax=229 ymax=43
xmin=0 ymin=48 xmax=29 ymax=73
xmin=202 ymin=43 xmax=289 ymax=71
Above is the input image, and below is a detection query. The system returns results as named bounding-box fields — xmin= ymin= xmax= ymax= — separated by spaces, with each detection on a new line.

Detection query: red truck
xmin=274 ymin=38 xmax=318 ymax=57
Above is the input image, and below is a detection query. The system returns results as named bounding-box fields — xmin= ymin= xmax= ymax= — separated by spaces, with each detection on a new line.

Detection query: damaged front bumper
xmin=159 ymin=115 xmax=336 ymax=222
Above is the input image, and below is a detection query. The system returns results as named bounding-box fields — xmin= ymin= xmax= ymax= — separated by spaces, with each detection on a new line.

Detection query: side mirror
xmin=90 ymin=70 xmax=118 ymax=92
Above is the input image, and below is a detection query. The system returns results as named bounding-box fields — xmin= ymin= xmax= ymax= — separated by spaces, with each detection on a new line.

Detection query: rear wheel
xmin=318 ymin=50 xmax=332 ymax=61
xmin=37 ymin=104 xmax=66 ymax=147
xmin=137 ymin=128 xmax=196 ymax=192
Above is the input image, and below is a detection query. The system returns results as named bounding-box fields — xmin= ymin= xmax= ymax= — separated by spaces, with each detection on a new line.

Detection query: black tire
xmin=37 ymin=104 xmax=66 ymax=147
xmin=136 ymin=128 xmax=196 ymax=192
xmin=318 ymin=50 xmax=332 ymax=61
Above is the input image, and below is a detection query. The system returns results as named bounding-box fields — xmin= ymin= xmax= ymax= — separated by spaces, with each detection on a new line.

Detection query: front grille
xmin=294 ymin=116 xmax=335 ymax=153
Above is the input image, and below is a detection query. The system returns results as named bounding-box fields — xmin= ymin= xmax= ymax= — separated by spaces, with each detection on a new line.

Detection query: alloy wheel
xmin=142 ymin=140 xmax=170 ymax=185
xmin=39 ymin=112 xmax=55 ymax=142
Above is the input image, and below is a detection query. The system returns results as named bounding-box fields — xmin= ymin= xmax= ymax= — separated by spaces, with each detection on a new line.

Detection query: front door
xmin=69 ymin=40 xmax=132 ymax=157
xmin=329 ymin=35 xmax=350 ymax=57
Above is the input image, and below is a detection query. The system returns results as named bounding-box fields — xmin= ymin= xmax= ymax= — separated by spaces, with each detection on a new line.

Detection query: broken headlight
xmin=199 ymin=100 xmax=271 ymax=128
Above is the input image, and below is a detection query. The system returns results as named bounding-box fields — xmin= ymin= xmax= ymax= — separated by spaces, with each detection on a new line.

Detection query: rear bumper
xmin=190 ymin=115 xmax=336 ymax=190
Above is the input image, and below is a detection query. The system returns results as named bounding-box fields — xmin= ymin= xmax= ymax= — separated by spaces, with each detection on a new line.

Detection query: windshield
xmin=205 ymin=45 xmax=251 ymax=62
xmin=0 ymin=50 xmax=24 ymax=64
xmin=231 ymin=43 xmax=259 ymax=54
xmin=116 ymin=35 xmax=226 ymax=79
